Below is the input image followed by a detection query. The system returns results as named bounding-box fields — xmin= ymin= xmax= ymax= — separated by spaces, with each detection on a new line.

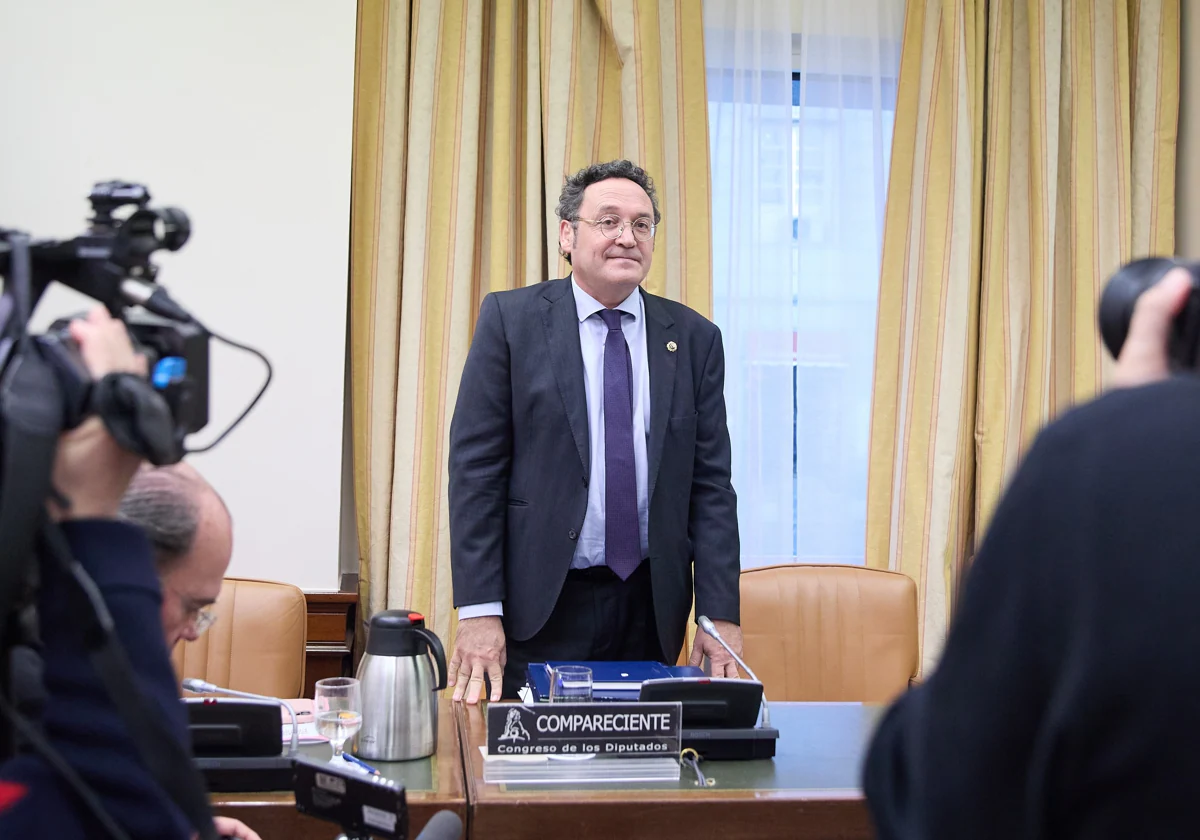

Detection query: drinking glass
xmin=314 ymin=677 xmax=363 ymax=759
xmin=549 ymin=665 xmax=593 ymax=702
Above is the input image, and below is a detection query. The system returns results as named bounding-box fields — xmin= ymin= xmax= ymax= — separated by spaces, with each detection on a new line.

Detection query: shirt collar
xmin=570 ymin=275 xmax=642 ymax=324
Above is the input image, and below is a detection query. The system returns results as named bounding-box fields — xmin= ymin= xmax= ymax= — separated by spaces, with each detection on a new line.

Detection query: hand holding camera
xmin=47 ymin=307 xmax=148 ymax=521
xmin=1101 ymin=259 xmax=1200 ymax=386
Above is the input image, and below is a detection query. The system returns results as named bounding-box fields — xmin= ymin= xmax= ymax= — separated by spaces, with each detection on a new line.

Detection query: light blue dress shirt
xmin=458 ymin=278 xmax=651 ymax=619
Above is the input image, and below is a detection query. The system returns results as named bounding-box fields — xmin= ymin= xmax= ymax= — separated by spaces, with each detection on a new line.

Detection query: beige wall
xmin=1179 ymin=0 xmax=1200 ymax=257
xmin=0 ymin=0 xmax=356 ymax=590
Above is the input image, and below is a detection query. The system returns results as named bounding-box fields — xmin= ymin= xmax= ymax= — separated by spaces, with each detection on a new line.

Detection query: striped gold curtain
xmin=867 ymin=0 xmax=1179 ymax=673
xmin=349 ymin=0 xmax=712 ymax=648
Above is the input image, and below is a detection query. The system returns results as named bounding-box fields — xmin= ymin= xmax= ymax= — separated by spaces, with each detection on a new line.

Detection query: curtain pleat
xmin=867 ymin=0 xmax=1179 ymax=673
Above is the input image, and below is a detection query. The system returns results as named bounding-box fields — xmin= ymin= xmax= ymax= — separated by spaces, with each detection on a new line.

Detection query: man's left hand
xmin=688 ymin=620 xmax=744 ymax=678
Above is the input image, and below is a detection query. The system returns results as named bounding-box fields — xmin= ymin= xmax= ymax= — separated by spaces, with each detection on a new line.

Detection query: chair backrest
xmin=172 ymin=577 xmax=307 ymax=699
xmin=739 ymin=564 xmax=918 ymax=703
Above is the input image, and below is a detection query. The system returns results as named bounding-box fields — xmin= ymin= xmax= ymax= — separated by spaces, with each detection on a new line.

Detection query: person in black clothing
xmin=0 ymin=307 xmax=258 ymax=839
xmin=863 ymin=269 xmax=1200 ymax=838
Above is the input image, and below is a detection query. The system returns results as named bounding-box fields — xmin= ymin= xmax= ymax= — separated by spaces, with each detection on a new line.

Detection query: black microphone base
xmin=195 ymin=755 xmax=293 ymax=792
xmin=681 ymin=726 xmax=779 ymax=761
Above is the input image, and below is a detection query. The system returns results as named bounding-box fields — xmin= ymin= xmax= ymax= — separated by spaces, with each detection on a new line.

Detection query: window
xmin=710 ymin=35 xmax=899 ymax=568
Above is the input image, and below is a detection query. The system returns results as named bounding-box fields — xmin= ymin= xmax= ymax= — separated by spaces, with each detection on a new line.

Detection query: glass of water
xmin=549 ymin=665 xmax=593 ymax=702
xmin=314 ymin=677 xmax=363 ymax=759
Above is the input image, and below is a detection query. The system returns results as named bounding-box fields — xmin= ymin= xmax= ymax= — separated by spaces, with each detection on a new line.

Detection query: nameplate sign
xmin=486 ymin=702 xmax=682 ymax=757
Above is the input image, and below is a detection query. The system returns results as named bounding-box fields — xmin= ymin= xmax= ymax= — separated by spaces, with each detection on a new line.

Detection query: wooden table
xmin=457 ymin=700 xmax=882 ymax=840
xmin=211 ymin=697 xmax=466 ymax=838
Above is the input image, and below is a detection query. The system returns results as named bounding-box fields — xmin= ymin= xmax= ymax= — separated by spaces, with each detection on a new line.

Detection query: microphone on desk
xmin=414 ymin=810 xmax=463 ymax=840
xmin=697 ymin=616 xmax=772 ymax=729
xmin=181 ymin=678 xmax=300 ymax=756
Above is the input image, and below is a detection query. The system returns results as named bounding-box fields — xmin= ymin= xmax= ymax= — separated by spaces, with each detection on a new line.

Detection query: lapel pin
xmin=666 ymin=341 xmax=677 ymax=353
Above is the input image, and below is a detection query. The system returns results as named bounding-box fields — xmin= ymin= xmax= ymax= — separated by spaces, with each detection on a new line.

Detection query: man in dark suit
xmin=447 ymin=160 xmax=743 ymax=703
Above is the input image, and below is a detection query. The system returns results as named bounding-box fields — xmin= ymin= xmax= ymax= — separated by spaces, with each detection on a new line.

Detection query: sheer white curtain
xmin=705 ymin=0 xmax=904 ymax=567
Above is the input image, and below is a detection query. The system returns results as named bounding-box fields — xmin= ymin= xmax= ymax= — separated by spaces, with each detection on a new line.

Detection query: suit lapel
xmin=542 ymin=278 xmax=590 ymax=476
xmin=642 ymin=289 xmax=677 ymax=504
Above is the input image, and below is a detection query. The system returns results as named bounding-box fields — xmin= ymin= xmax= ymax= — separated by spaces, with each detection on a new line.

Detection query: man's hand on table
xmin=211 ymin=815 xmax=262 ymax=840
xmin=448 ymin=616 xmax=506 ymax=704
xmin=690 ymin=620 xmax=744 ymax=678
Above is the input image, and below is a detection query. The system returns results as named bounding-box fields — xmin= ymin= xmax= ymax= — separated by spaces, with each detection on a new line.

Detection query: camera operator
xmin=862 ymin=266 xmax=1200 ymax=838
xmin=0 ymin=307 xmax=258 ymax=840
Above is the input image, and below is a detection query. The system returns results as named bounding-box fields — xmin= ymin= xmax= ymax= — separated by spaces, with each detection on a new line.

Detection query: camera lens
xmin=1098 ymin=257 xmax=1185 ymax=360
xmin=156 ymin=207 xmax=190 ymax=252
xmin=116 ymin=207 xmax=192 ymax=267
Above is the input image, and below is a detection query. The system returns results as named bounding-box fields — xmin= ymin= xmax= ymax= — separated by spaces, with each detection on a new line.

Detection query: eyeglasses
xmin=574 ymin=214 xmax=657 ymax=242
xmin=192 ymin=607 xmax=218 ymax=636
xmin=170 ymin=584 xmax=219 ymax=637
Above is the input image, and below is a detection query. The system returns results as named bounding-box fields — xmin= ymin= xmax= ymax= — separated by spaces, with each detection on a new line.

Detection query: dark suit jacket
xmin=448 ymin=276 xmax=740 ymax=662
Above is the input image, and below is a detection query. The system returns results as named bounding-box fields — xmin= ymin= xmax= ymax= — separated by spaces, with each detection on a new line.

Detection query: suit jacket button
xmin=568 ymin=529 xmax=578 ymax=540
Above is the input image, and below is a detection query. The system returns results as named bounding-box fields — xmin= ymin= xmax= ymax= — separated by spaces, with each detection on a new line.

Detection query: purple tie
xmin=599 ymin=308 xmax=641 ymax=580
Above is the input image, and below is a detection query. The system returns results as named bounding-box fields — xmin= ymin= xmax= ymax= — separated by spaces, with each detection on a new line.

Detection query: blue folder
xmin=526 ymin=661 xmax=706 ymax=702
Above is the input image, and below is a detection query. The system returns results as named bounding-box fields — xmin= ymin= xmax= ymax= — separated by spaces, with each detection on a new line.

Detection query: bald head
xmin=120 ymin=463 xmax=233 ymax=647
xmin=119 ymin=463 xmax=228 ymax=570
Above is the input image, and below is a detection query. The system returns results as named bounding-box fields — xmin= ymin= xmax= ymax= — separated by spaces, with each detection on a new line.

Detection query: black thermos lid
xmin=365 ymin=609 xmax=429 ymax=657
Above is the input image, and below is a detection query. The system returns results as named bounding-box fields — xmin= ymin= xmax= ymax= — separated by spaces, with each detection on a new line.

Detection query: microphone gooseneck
xmin=697 ymin=616 xmax=772 ymax=729
xmin=182 ymin=678 xmax=300 ymax=756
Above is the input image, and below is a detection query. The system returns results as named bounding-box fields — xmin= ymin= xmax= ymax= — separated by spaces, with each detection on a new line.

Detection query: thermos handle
xmin=416 ymin=627 xmax=448 ymax=691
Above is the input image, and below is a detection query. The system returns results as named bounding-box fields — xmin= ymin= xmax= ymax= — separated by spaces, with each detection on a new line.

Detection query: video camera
xmin=0 ymin=181 xmax=212 ymax=464
xmin=0 ymin=181 xmax=271 ymax=840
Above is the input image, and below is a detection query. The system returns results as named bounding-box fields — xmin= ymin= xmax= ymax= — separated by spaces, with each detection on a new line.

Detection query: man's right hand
xmin=448 ymin=616 xmax=505 ymax=704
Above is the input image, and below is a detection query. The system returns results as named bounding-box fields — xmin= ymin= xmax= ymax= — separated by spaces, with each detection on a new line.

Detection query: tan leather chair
xmin=739 ymin=564 xmax=918 ymax=703
xmin=172 ymin=577 xmax=307 ymax=699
